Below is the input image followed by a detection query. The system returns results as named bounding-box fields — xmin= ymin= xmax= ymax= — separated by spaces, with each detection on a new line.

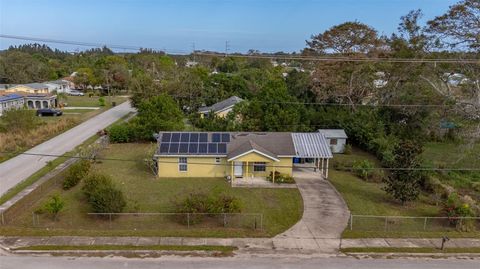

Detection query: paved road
xmin=0 ymin=102 xmax=134 ymax=197
xmin=274 ymin=167 xmax=350 ymax=252
xmin=0 ymin=256 xmax=479 ymax=269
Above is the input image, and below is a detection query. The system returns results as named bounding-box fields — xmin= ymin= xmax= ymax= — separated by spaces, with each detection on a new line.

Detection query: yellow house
xmin=154 ymin=132 xmax=333 ymax=184
xmin=5 ymin=83 xmax=49 ymax=94
xmin=198 ymin=96 xmax=243 ymax=119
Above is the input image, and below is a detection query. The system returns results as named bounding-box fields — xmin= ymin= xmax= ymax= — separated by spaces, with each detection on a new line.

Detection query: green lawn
xmin=14 ymin=245 xmax=236 ymax=254
xmin=64 ymin=95 xmax=128 ymax=107
xmin=328 ymin=147 xmax=480 ymax=238
xmin=341 ymin=247 xmax=480 ymax=253
xmin=2 ymin=143 xmax=303 ymax=238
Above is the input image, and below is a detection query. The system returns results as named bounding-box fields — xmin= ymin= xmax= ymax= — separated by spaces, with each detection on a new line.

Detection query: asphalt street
xmin=0 ymin=255 xmax=479 ymax=269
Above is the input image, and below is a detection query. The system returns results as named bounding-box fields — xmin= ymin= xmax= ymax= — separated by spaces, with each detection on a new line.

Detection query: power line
xmin=1 ymin=34 xmax=479 ymax=64
xmin=1 ymin=151 xmax=478 ymax=172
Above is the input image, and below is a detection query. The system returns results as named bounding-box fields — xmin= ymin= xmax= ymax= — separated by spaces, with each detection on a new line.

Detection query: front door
xmin=234 ymin=162 xmax=243 ymax=177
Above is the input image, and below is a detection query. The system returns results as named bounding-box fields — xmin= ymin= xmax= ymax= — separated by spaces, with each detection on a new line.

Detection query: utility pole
xmin=225 ymin=41 xmax=230 ymax=57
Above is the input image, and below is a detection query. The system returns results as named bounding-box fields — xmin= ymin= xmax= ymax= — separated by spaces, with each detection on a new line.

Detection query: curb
xmin=344 ymin=252 xmax=480 ymax=259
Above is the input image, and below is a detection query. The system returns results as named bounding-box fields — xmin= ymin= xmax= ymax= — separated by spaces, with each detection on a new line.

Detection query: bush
xmin=266 ymin=171 xmax=295 ymax=184
xmin=63 ymin=160 xmax=91 ymax=190
xmin=344 ymin=144 xmax=352 ymax=155
xmin=98 ymin=97 xmax=106 ymax=106
xmin=472 ymin=182 xmax=480 ymax=192
xmin=43 ymin=194 xmax=65 ymax=221
xmin=82 ymin=173 xmax=126 ymax=214
xmin=0 ymin=109 xmax=39 ymax=132
xmin=352 ymin=160 xmax=374 ymax=181
xmin=443 ymin=192 xmax=476 ymax=231
xmin=174 ymin=191 xmax=242 ymax=225
xmin=108 ymin=124 xmax=134 ymax=143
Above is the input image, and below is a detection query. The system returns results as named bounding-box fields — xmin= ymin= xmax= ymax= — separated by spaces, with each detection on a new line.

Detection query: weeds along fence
xmin=0 ymin=136 xmax=109 ymax=225
xmin=349 ymin=214 xmax=480 ymax=233
xmin=30 ymin=212 xmax=264 ymax=231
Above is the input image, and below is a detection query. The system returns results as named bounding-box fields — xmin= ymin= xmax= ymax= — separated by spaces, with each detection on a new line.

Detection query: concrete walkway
xmin=0 ymin=102 xmax=134 ymax=197
xmin=273 ymin=167 xmax=350 ymax=252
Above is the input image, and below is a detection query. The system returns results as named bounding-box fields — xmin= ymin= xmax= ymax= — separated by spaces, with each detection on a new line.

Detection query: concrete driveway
xmin=274 ymin=167 xmax=350 ymax=252
xmin=0 ymin=102 xmax=134 ymax=197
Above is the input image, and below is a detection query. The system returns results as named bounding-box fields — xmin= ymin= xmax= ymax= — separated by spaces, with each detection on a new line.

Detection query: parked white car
xmin=67 ymin=90 xmax=85 ymax=96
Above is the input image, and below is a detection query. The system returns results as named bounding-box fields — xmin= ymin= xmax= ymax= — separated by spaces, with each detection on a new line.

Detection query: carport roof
xmin=291 ymin=133 xmax=333 ymax=158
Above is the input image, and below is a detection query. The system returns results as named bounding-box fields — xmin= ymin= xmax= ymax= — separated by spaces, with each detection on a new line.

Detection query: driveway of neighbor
xmin=274 ymin=167 xmax=350 ymax=252
xmin=0 ymin=102 xmax=134 ymax=198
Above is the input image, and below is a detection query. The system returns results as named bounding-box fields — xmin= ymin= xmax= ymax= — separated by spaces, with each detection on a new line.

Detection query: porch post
xmin=231 ymin=161 xmax=234 ymax=183
xmin=325 ymin=159 xmax=329 ymax=179
xmin=272 ymin=162 xmax=275 ymax=184
xmin=246 ymin=161 xmax=249 ymax=179
xmin=321 ymin=158 xmax=324 ymax=175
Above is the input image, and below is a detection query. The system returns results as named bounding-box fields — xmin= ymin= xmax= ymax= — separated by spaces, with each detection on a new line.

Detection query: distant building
xmin=5 ymin=83 xmax=49 ymax=94
xmin=45 ymin=79 xmax=74 ymax=93
xmin=198 ymin=96 xmax=244 ymax=119
xmin=0 ymin=94 xmax=24 ymax=116
xmin=318 ymin=129 xmax=348 ymax=154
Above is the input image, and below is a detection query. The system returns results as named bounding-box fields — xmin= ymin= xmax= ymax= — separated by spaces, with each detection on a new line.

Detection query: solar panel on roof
xmin=171 ymin=133 xmax=181 ymax=142
xmin=208 ymin=143 xmax=217 ymax=154
xmin=198 ymin=143 xmax=208 ymax=153
xmin=159 ymin=143 xmax=170 ymax=153
xmin=179 ymin=143 xmax=189 ymax=153
xmin=221 ymin=133 xmax=230 ymax=142
xmin=189 ymin=133 xmax=199 ymax=142
xmin=218 ymin=143 xmax=227 ymax=154
xmin=199 ymin=133 xmax=208 ymax=142
xmin=212 ymin=133 xmax=221 ymax=142
xmin=161 ymin=133 xmax=171 ymax=142
xmin=188 ymin=143 xmax=198 ymax=154
xmin=180 ymin=133 xmax=190 ymax=142
xmin=169 ymin=143 xmax=179 ymax=153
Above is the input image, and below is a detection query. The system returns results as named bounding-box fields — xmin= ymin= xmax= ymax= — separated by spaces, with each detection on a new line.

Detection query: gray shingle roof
xmin=318 ymin=129 xmax=348 ymax=139
xmin=198 ymin=96 xmax=244 ymax=113
xmin=227 ymin=140 xmax=279 ymax=161
xmin=22 ymin=83 xmax=49 ymax=89
xmin=292 ymin=133 xmax=333 ymax=158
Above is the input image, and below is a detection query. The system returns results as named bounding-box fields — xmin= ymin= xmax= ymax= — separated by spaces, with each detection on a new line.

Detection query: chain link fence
xmin=349 ymin=214 xmax=480 ymax=232
xmin=29 ymin=212 xmax=263 ymax=231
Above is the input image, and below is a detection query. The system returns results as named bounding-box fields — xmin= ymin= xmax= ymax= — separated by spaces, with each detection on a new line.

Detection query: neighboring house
xmin=3 ymin=83 xmax=57 ymax=109
xmin=318 ymin=129 xmax=348 ymax=154
xmin=5 ymin=83 xmax=50 ymax=94
xmin=0 ymin=94 xmax=25 ymax=116
xmin=45 ymin=79 xmax=73 ymax=93
xmin=198 ymin=96 xmax=244 ymax=118
xmin=153 ymin=132 xmax=333 ymax=183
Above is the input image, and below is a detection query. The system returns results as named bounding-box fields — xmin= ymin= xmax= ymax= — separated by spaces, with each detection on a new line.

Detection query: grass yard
xmin=64 ymin=95 xmax=127 ymax=107
xmin=1 ymin=143 xmax=303 ymax=238
xmin=341 ymin=247 xmax=480 ymax=254
xmin=328 ymin=147 xmax=480 ymax=239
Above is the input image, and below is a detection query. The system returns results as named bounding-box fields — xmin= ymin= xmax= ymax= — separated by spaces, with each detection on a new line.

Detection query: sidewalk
xmin=2 ymin=236 xmax=480 ymax=253
xmin=341 ymin=238 xmax=480 ymax=249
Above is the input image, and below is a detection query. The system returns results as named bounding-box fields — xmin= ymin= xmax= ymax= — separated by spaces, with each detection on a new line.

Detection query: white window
xmin=330 ymin=139 xmax=338 ymax=145
xmin=253 ymin=162 xmax=266 ymax=172
xmin=215 ymin=157 xmax=221 ymax=164
xmin=179 ymin=157 xmax=187 ymax=172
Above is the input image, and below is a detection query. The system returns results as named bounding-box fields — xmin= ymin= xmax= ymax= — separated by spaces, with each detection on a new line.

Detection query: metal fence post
xmin=260 ymin=214 xmax=263 ymax=231
xmin=32 ymin=212 xmax=35 ymax=227
xmin=187 ymin=213 xmax=190 ymax=228
xmin=384 ymin=216 xmax=388 ymax=232
xmin=423 ymin=217 xmax=427 ymax=231
xmin=1 ymin=211 xmax=4 ymax=225
xmin=350 ymin=214 xmax=353 ymax=230
xmin=109 ymin=213 xmax=112 ymax=229
xmin=223 ymin=213 xmax=227 ymax=227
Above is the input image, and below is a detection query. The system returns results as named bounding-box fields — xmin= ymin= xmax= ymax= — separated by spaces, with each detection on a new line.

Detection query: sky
xmin=0 ymin=0 xmax=459 ymax=53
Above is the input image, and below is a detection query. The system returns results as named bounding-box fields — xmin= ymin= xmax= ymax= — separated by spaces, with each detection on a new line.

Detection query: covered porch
xmin=291 ymin=133 xmax=333 ymax=179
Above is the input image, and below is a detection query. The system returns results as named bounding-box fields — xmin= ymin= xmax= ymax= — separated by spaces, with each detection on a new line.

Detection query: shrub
xmin=108 ymin=124 xmax=134 ymax=143
xmin=43 ymin=194 xmax=65 ymax=221
xmin=266 ymin=171 xmax=295 ymax=184
xmin=63 ymin=160 xmax=91 ymax=190
xmin=82 ymin=173 xmax=126 ymax=214
xmin=344 ymin=144 xmax=352 ymax=155
xmin=174 ymin=191 xmax=242 ymax=225
xmin=472 ymin=182 xmax=480 ymax=192
xmin=98 ymin=97 xmax=106 ymax=106
xmin=352 ymin=160 xmax=374 ymax=181
xmin=0 ymin=109 xmax=39 ymax=132
xmin=443 ymin=192 xmax=476 ymax=231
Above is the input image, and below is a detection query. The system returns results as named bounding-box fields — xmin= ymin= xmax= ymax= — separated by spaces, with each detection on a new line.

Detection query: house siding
xmin=157 ymin=156 xmax=228 ymax=178
xmin=157 ymin=155 xmax=293 ymax=178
